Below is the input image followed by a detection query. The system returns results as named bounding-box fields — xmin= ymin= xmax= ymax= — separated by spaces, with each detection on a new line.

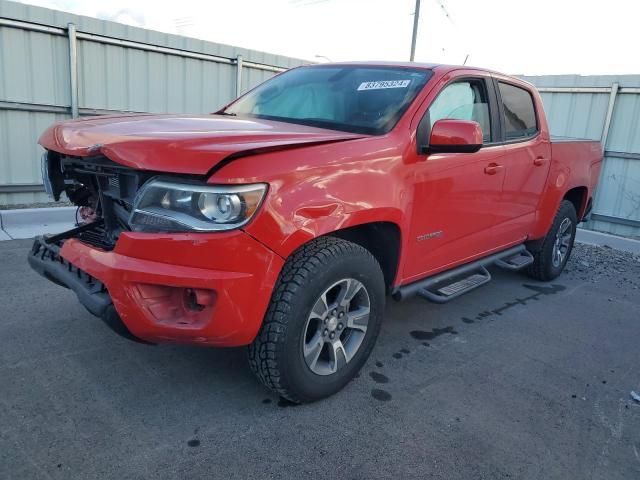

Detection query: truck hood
xmin=39 ymin=114 xmax=365 ymax=175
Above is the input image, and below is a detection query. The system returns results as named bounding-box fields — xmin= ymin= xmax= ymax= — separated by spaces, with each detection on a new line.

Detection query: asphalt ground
xmin=1 ymin=239 xmax=639 ymax=479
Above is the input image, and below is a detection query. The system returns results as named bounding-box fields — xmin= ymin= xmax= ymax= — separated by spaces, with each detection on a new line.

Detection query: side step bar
xmin=494 ymin=249 xmax=534 ymax=270
xmin=394 ymin=245 xmax=533 ymax=303
xmin=417 ymin=266 xmax=492 ymax=303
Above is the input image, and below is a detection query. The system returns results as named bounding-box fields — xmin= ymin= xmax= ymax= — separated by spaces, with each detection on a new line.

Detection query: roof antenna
xmin=463 ymin=54 xmax=470 ymax=66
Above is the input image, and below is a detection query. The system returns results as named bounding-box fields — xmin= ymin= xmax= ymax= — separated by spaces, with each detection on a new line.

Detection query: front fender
xmin=268 ymin=207 xmax=406 ymax=260
xmin=211 ymin=136 xmax=411 ymax=260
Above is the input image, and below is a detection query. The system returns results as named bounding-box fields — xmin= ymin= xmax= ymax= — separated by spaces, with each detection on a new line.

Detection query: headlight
xmin=129 ymin=179 xmax=267 ymax=232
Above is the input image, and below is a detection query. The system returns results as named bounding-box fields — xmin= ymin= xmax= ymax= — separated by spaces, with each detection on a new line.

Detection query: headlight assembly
xmin=129 ymin=179 xmax=267 ymax=232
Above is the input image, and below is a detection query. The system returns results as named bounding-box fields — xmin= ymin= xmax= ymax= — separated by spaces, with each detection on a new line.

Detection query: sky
xmin=14 ymin=0 xmax=640 ymax=75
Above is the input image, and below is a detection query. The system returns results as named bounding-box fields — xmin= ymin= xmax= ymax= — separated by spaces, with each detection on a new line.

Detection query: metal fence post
xmin=235 ymin=54 xmax=243 ymax=98
xmin=67 ymin=23 xmax=79 ymax=118
xmin=600 ymin=82 xmax=619 ymax=153
xmin=586 ymin=82 xmax=620 ymax=227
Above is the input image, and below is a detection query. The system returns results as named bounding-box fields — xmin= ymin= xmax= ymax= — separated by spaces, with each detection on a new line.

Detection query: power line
xmin=435 ymin=0 xmax=454 ymax=25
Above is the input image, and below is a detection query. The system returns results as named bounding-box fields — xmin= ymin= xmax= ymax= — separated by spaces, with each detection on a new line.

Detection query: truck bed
xmin=550 ymin=135 xmax=601 ymax=144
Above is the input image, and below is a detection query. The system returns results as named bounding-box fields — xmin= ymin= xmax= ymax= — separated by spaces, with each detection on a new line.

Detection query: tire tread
xmin=527 ymin=200 xmax=577 ymax=281
xmin=247 ymin=236 xmax=380 ymax=402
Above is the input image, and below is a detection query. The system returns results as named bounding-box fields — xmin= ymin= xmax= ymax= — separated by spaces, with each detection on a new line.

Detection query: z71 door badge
xmin=417 ymin=231 xmax=443 ymax=241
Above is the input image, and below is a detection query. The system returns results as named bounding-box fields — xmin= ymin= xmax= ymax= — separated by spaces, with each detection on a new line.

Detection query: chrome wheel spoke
xmin=303 ymin=332 xmax=325 ymax=370
xmin=328 ymin=339 xmax=350 ymax=373
xmin=309 ymin=292 xmax=329 ymax=321
xmin=553 ymin=218 xmax=573 ymax=267
xmin=346 ymin=306 xmax=369 ymax=333
xmin=335 ymin=278 xmax=362 ymax=308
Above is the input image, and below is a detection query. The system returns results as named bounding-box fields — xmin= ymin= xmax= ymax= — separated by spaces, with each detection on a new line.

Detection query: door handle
xmin=533 ymin=157 xmax=548 ymax=166
xmin=484 ymin=163 xmax=504 ymax=175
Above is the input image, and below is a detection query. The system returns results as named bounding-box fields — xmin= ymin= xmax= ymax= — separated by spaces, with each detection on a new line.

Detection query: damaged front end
xmin=30 ymin=151 xmax=158 ymax=342
xmin=42 ymin=150 xmax=156 ymax=250
xmin=28 ymin=237 xmax=150 ymax=343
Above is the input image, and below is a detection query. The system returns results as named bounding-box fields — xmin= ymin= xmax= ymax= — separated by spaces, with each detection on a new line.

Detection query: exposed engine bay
xmin=42 ymin=151 xmax=155 ymax=250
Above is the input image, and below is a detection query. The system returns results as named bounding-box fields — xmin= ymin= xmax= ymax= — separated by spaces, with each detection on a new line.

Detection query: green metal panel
xmin=0 ymin=0 xmax=306 ymax=205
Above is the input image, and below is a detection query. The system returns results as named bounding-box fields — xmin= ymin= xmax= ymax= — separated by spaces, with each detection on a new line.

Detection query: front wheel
xmin=527 ymin=200 xmax=577 ymax=281
xmin=248 ymin=237 xmax=385 ymax=403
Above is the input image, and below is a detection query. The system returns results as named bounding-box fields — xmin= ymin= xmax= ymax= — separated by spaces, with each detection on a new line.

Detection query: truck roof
xmin=305 ymin=61 xmax=498 ymax=74
xmin=305 ymin=61 xmax=535 ymax=91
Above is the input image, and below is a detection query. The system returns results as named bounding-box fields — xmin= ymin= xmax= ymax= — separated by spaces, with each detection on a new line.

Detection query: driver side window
xmin=428 ymin=79 xmax=491 ymax=142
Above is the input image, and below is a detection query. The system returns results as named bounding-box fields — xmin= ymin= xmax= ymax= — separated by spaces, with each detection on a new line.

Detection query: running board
xmin=494 ymin=250 xmax=534 ymax=270
xmin=393 ymin=245 xmax=529 ymax=303
xmin=417 ymin=266 xmax=491 ymax=303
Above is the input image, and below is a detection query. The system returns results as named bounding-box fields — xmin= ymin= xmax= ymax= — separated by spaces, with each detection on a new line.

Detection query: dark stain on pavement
xmin=365 ymin=283 xmax=568 ymax=407
xmin=369 ymin=371 xmax=390 ymax=384
xmin=465 ymin=284 xmax=567 ymax=322
xmin=410 ymin=326 xmax=458 ymax=341
xmin=523 ymin=284 xmax=566 ymax=295
xmin=187 ymin=439 xmax=200 ymax=447
xmin=371 ymin=389 xmax=392 ymax=402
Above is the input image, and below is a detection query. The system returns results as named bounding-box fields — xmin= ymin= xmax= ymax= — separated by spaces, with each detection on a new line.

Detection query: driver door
xmin=403 ymin=76 xmax=507 ymax=282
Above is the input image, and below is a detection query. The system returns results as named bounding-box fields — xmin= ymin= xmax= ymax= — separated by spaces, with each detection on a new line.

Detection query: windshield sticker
xmin=357 ymin=80 xmax=411 ymax=91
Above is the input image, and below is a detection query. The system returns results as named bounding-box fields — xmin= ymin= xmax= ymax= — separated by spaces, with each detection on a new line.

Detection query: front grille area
xmin=108 ymin=175 xmax=120 ymax=191
xmin=77 ymin=223 xmax=117 ymax=251
xmin=53 ymin=154 xmax=154 ymax=250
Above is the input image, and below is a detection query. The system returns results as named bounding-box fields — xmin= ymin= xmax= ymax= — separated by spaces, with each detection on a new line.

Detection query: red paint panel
xmin=39 ymin=114 xmax=364 ymax=174
xmin=59 ymin=232 xmax=284 ymax=346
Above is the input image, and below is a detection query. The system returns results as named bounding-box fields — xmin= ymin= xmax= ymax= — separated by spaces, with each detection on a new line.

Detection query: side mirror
xmin=420 ymin=119 xmax=483 ymax=155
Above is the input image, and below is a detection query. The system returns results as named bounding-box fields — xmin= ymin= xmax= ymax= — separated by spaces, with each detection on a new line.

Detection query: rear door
xmin=491 ymin=79 xmax=552 ymax=240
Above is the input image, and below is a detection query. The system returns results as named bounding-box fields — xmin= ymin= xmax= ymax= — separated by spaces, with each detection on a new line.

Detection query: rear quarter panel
xmin=531 ymin=140 xmax=602 ymax=238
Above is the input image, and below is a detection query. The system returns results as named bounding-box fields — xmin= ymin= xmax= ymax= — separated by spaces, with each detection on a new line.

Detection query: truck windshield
xmin=221 ymin=66 xmax=432 ymax=135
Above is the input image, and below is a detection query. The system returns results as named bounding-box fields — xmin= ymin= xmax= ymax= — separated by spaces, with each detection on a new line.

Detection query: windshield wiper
xmin=216 ymin=111 xmax=237 ymax=116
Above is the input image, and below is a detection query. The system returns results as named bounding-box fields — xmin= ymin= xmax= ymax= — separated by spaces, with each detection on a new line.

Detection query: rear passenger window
xmin=498 ymin=82 xmax=538 ymax=140
xmin=427 ymin=80 xmax=492 ymax=143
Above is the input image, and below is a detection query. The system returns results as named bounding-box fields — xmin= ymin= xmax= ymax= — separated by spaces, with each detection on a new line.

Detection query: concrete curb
xmin=575 ymin=228 xmax=640 ymax=255
xmin=0 ymin=207 xmax=76 ymax=240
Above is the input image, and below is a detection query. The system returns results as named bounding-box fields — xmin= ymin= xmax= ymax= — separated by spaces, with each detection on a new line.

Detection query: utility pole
xmin=410 ymin=0 xmax=421 ymax=61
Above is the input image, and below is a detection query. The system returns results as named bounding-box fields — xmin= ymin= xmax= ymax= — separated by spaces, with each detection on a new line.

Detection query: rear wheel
xmin=248 ymin=237 xmax=385 ymax=403
xmin=527 ymin=200 xmax=577 ymax=281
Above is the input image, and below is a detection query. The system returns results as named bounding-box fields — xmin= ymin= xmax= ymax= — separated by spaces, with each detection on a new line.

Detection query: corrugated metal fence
xmin=1 ymin=2 xmax=639 ymax=238
xmin=520 ymin=74 xmax=640 ymax=238
xmin=0 ymin=0 xmax=305 ymax=205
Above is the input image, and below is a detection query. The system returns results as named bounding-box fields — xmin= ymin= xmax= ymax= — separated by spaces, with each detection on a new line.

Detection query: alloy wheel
xmin=552 ymin=217 xmax=573 ymax=268
xmin=302 ymin=278 xmax=371 ymax=376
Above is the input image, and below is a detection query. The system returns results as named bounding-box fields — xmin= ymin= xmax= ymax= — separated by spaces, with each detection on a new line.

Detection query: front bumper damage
xmin=29 ymin=237 xmax=111 ymax=317
xmin=28 ymin=230 xmax=284 ymax=347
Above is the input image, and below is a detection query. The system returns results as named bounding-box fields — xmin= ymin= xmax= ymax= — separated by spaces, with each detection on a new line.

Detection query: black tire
xmin=248 ymin=236 xmax=385 ymax=403
xmin=527 ymin=200 xmax=577 ymax=281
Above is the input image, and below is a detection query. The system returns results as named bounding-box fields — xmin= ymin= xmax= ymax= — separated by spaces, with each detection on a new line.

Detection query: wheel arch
xmin=563 ymin=186 xmax=589 ymax=221
xmin=329 ymin=221 xmax=402 ymax=292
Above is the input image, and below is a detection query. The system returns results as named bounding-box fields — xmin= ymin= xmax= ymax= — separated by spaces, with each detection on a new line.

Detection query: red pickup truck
xmin=30 ymin=62 xmax=602 ymax=402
